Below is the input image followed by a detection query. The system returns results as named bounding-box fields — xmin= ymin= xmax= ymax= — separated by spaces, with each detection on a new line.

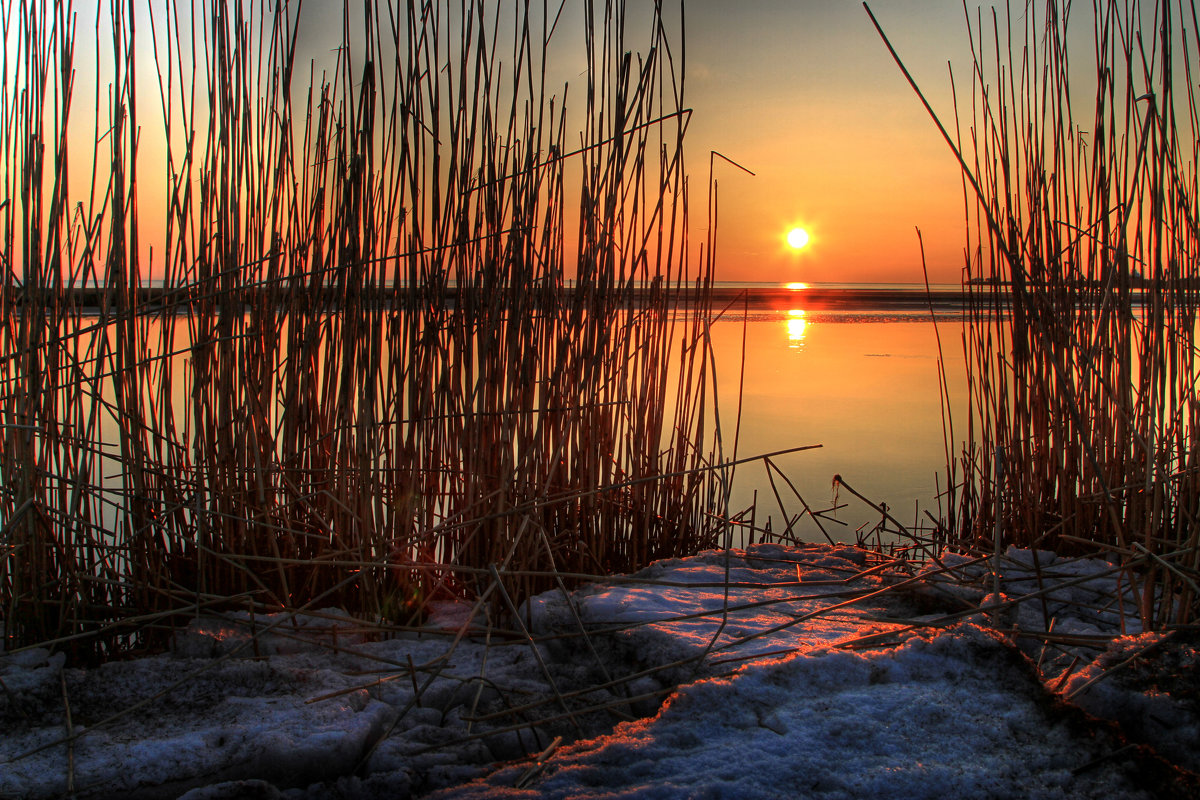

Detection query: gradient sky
xmin=69 ymin=1 xmax=989 ymax=286
xmin=681 ymin=1 xmax=974 ymax=284
xmin=212 ymin=1 xmax=982 ymax=286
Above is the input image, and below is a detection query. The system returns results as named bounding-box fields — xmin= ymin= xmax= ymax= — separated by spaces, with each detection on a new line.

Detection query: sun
xmin=786 ymin=227 xmax=810 ymax=250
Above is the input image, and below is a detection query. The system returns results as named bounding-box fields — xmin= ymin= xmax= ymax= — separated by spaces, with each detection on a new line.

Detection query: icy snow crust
xmin=1 ymin=543 xmax=1194 ymax=798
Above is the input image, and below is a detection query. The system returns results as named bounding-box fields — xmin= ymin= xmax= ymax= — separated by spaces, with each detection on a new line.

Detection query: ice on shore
xmin=1 ymin=543 xmax=1195 ymax=799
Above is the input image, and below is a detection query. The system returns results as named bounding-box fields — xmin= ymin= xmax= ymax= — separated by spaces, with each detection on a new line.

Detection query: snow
xmin=439 ymin=629 xmax=1129 ymax=800
xmin=2 ymin=543 xmax=1196 ymax=799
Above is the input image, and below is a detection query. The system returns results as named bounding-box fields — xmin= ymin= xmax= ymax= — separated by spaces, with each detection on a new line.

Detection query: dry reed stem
xmin=1064 ymin=630 xmax=1176 ymax=701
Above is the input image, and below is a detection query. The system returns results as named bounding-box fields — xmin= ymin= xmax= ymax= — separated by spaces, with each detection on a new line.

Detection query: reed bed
xmin=0 ymin=0 xmax=731 ymax=660
xmin=871 ymin=0 xmax=1200 ymax=628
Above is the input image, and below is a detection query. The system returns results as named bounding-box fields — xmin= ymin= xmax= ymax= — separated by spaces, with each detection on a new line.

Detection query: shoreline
xmin=7 ymin=282 xmax=1173 ymax=314
xmin=0 ymin=284 xmax=1012 ymax=313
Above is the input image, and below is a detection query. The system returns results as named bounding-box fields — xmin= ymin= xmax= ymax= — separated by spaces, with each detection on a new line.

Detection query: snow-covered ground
xmin=2 ymin=543 xmax=1197 ymax=799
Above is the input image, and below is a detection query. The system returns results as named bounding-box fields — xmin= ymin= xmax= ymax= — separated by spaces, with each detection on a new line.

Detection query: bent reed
xmin=0 ymin=1 xmax=730 ymax=660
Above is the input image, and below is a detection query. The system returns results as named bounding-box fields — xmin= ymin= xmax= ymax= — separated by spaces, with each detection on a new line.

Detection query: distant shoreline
xmin=708 ymin=285 xmax=968 ymax=311
xmin=6 ymin=282 xmax=1165 ymax=313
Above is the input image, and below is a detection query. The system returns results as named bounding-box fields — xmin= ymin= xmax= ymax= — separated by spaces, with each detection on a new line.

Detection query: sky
xmin=54 ymin=2 xmax=1053 ymax=286
xmin=679 ymin=1 xmax=974 ymax=284
xmin=285 ymin=1 xmax=982 ymax=285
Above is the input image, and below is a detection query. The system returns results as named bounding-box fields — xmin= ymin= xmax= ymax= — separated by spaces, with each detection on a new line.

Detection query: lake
xmin=17 ymin=280 xmax=973 ymax=575
xmin=63 ymin=281 xmax=970 ymax=548
xmin=705 ymin=283 xmax=968 ymax=546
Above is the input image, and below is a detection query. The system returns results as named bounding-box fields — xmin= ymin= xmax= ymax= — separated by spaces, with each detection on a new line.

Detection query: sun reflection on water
xmin=785 ymin=309 xmax=808 ymax=348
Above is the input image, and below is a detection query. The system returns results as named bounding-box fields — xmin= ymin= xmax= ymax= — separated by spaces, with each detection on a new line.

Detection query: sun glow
xmin=786 ymin=227 xmax=810 ymax=250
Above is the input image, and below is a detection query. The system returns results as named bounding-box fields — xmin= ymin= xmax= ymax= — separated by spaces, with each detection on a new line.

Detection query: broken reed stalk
xmin=870 ymin=0 xmax=1200 ymax=628
xmin=0 ymin=0 xmax=726 ymax=660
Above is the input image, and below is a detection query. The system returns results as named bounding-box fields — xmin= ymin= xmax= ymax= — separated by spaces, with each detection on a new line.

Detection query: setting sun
xmin=787 ymin=227 xmax=810 ymax=250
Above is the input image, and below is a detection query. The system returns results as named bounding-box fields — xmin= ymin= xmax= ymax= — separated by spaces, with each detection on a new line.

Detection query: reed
xmin=871 ymin=0 xmax=1200 ymax=628
xmin=0 ymin=0 xmax=727 ymax=660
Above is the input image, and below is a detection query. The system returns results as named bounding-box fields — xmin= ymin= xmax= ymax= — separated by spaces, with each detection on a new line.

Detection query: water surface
xmin=708 ymin=283 xmax=968 ymax=544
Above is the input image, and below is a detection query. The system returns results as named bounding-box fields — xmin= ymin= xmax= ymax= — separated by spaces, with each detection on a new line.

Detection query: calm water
xmin=707 ymin=283 xmax=968 ymax=544
xmin=67 ymin=281 xmax=970 ymax=548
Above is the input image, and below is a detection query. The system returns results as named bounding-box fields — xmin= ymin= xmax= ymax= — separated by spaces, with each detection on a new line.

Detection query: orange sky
xmin=681 ymin=1 xmax=976 ymax=285
xmin=301 ymin=1 xmax=991 ymax=286
xmin=59 ymin=2 xmax=1051 ymax=287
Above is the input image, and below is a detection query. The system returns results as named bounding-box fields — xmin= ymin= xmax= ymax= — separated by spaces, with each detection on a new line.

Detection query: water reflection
xmin=785 ymin=309 xmax=808 ymax=348
xmin=708 ymin=313 xmax=967 ymax=544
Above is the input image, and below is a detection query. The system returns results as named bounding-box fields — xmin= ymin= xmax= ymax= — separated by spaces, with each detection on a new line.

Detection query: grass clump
xmin=0 ymin=0 xmax=729 ymax=660
xmin=871 ymin=0 xmax=1200 ymax=628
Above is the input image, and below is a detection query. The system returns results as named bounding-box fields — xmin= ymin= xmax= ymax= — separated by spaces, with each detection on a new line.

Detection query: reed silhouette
xmin=871 ymin=0 xmax=1200 ymax=629
xmin=0 ymin=1 xmax=731 ymax=660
